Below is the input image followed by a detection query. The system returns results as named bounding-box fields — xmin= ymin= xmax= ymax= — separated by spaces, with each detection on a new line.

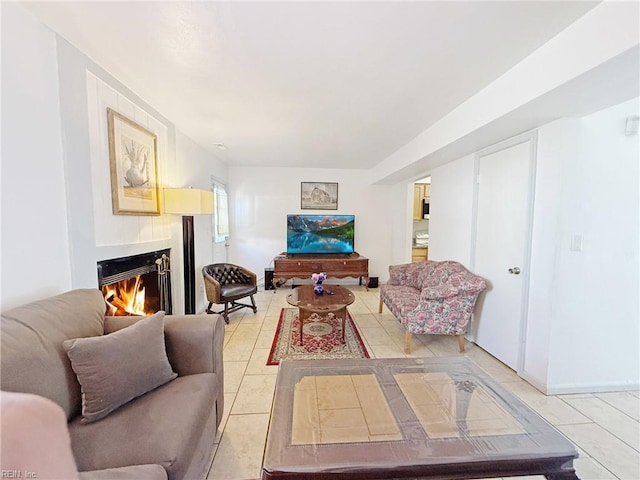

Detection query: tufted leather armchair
xmin=379 ymin=260 xmax=486 ymax=354
xmin=203 ymin=263 xmax=258 ymax=324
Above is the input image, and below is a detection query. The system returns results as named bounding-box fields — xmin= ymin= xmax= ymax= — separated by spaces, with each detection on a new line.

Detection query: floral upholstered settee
xmin=379 ymin=260 xmax=487 ymax=353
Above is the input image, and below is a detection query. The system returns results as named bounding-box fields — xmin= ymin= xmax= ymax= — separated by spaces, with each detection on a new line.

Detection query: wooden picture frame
xmin=301 ymin=182 xmax=338 ymax=210
xmin=107 ymin=108 xmax=160 ymax=215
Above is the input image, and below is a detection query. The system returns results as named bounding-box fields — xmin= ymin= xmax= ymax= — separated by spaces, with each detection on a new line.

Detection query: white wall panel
xmin=0 ymin=3 xmax=72 ymax=309
xmin=544 ymin=98 xmax=639 ymax=392
xmin=86 ymin=73 xmax=171 ymax=249
xmin=428 ymin=154 xmax=475 ymax=266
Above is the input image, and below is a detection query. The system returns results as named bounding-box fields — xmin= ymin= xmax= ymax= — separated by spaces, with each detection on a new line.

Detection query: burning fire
xmin=103 ymin=275 xmax=151 ymax=316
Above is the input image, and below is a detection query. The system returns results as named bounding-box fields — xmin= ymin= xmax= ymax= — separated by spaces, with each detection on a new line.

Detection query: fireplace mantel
xmin=95 ymin=240 xmax=173 ymax=266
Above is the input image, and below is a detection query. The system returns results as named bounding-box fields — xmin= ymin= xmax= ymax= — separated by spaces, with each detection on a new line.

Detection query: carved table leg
xmin=337 ymin=307 xmax=347 ymax=342
xmin=299 ymin=309 xmax=312 ymax=345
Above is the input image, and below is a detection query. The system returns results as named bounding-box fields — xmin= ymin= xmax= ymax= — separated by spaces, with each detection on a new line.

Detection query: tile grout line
xmin=595 ymin=394 xmax=640 ymax=423
xmin=556 ymin=395 xmax=640 ymax=455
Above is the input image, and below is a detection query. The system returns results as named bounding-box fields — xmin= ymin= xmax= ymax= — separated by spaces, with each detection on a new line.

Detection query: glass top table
xmin=262 ymin=357 xmax=578 ymax=479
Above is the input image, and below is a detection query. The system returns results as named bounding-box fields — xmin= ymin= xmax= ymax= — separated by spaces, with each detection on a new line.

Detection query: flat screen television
xmin=286 ymin=214 xmax=355 ymax=255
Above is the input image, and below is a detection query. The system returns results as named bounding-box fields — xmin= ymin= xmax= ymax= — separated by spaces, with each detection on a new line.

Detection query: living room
xmin=1 ymin=1 xmax=639 ymax=477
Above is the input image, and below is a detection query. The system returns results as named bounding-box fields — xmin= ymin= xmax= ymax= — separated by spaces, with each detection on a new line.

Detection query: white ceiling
xmin=22 ymin=1 xmax=600 ymax=170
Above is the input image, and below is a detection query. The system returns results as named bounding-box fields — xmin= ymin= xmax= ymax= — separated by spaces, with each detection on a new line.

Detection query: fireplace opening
xmin=97 ymin=249 xmax=171 ymax=316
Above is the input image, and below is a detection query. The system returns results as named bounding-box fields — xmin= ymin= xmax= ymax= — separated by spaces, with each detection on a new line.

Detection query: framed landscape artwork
xmin=107 ymin=108 xmax=160 ymax=215
xmin=301 ymin=182 xmax=338 ymax=210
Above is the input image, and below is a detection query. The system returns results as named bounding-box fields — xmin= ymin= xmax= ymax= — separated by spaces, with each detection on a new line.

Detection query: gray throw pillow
xmin=63 ymin=311 xmax=177 ymax=423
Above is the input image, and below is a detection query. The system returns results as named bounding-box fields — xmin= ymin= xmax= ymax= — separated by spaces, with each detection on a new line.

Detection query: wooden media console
xmin=273 ymin=252 xmax=369 ymax=289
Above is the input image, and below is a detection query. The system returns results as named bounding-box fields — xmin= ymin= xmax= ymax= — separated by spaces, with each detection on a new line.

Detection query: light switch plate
xmin=570 ymin=235 xmax=583 ymax=252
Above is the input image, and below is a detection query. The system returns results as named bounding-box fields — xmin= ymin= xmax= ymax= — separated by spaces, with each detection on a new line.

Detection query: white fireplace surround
xmin=84 ymin=74 xmax=188 ymax=312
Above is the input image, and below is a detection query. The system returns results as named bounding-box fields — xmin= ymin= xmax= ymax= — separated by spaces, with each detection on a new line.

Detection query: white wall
xmin=1 ymin=3 xmax=73 ymax=310
xmin=543 ymin=99 xmax=639 ymax=392
xmin=386 ymin=182 xmax=413 ymax=267
xmin=428 ymin=154 xmax=475 ymax=266
xmin=426 ymin=98 xmax=640 ymax=393
xmin=523 ymin=119 xmax=575 ymax=388
xmin=228 ymin=166 xmax=393 ymax=286
xmin=1 ymin=3 xmax=227 ymax=314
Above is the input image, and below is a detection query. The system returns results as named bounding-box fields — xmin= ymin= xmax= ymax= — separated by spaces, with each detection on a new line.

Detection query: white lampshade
xmin=164 ymin=188 xmax=214 ymax=215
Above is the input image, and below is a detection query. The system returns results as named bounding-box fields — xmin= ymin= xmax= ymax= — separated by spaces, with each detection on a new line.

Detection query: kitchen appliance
xmin=422 ymin=200 xmax=430 ymax=219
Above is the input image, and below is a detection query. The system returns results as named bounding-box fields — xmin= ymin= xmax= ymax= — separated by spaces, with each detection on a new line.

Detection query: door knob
xmin=508 ymin=267 xmax=521 ymax=275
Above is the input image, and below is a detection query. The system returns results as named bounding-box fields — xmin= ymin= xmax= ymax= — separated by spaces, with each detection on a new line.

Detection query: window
xmin=212 ymin=179 xmax=229 ymax=243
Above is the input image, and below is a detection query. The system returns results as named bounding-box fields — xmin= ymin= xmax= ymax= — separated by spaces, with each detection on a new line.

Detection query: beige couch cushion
xmin=1 ymin=289 xmax=106 ymax=420
xmin=63 ymin=311 xmax=177 ymax=423
xmin=69 ymin=373 xmax=219 ymax=480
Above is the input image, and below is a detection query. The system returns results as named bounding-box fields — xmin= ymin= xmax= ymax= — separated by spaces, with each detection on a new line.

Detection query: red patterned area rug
xmin=267 ymin=308 xmax=370 ymax=365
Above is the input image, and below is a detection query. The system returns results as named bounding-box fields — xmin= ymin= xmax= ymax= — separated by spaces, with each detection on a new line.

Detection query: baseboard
xmin=544 ymin=381 xmax=640 ymax=396
xmin=517 ymin=371 xmax=548 ymax=394
xmin=510 ymin=361 xmax=637 ymax=396
xmin=520 ymin=368 xmax=640 ymax=395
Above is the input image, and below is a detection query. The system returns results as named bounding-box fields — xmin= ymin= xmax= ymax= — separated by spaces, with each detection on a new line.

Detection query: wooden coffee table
xmin=262 ymin=357 xmax=579 ymax=479
xmin=286 ymin=285 xmax=355 ymax=344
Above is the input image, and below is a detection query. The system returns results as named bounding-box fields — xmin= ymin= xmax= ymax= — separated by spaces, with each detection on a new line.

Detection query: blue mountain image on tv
xmin=287 ymin=215 xmax=354 ymax=254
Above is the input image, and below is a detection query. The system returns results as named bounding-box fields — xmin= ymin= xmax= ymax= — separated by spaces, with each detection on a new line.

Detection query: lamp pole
xmin=164 ymin=187 xmax=214 ymax=315
xmin=182 ymin=215 xmax=196 ymax=314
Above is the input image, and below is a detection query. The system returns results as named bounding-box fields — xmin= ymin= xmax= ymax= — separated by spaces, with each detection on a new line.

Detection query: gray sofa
xmin=1 ymin=289 xmax=225 ymax=479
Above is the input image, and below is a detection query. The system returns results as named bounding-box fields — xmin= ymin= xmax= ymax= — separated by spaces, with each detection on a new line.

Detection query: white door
xmin=471 ymin=135 xmax=535 ymax=370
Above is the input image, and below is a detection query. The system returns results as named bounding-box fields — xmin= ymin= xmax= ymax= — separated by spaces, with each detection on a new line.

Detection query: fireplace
xmin=97 ymin=249 xmax=171 ymax=316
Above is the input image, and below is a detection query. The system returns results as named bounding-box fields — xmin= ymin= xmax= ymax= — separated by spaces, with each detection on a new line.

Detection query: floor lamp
xmin=164 ymin=188 xmax=214 ymax=314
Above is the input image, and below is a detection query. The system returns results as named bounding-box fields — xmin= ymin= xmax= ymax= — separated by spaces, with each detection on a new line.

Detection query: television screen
xmin=287 ymin=214 xmax=355 ymax=254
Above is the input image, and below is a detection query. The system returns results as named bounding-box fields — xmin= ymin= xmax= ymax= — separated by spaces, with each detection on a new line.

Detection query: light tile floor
xmin=207 ymin=285 xmax=640 ymax=480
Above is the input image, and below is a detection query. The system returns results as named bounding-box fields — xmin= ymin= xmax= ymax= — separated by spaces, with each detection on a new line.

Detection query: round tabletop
xmin=286 ymin=285 xmax=355 ymax=314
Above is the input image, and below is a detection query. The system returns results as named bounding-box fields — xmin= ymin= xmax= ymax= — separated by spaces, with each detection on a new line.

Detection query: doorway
xmin=412 ymin=176 xmax=430 ymax=262
xmin=470 ymin=132 xmax=536 ymax=371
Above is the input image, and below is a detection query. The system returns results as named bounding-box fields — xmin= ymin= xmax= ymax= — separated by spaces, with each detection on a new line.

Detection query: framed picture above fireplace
xmin=107 ymin=108 xmax=160 ymax=215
